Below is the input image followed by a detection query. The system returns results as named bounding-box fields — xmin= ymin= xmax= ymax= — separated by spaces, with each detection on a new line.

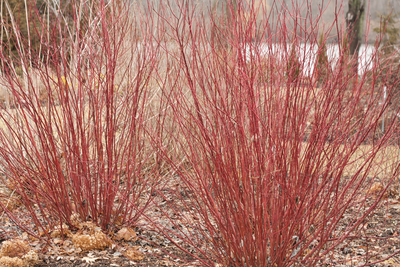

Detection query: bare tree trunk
xmin=346 ymin=0 xmax=365 ymax=76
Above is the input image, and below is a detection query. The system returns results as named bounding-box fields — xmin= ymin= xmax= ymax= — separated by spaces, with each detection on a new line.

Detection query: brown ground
xmin=17 ymin=199 xmax=400 ymax=267
xmin=1 ymin=180 xmax=400 ymax=266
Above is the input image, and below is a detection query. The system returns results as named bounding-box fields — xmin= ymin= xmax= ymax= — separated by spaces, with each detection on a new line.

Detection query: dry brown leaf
xmin=366 ymin=182 xmax=390 ymax=199
xmin=0 ymin=198 xmax=21 ymax=212
xmin=115 ymin=227 xmax=137 ymax=242
xmin=114 ymin=215 xmax=124 ymax=227
xmin=53 ymin=238 xmax=63 ymax=245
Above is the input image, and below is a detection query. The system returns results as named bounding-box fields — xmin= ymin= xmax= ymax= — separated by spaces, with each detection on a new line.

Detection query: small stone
xmin=356 ymin=248 xmax=365 ymax=255
xmin=343 ymin=247 xmax=351 ymax=254
xmin=113 ymin=251 xmax=122 ymax=257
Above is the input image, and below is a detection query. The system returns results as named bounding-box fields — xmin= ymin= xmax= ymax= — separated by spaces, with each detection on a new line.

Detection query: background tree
xmin=346 ymin=0 xmax=365 ymax=75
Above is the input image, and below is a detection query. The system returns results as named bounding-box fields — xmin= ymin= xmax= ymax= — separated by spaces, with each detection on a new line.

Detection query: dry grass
xmin=344 ymin=145 xmax=400 ymax=179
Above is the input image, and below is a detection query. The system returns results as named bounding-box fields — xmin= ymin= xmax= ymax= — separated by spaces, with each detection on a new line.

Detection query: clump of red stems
xmin=0 ymin=0 xmax=162 ymax=233
xmin=146 ymin=0 xmax=400 ymax=266
xmin=0 ymin=0 xmax=399 ymax=265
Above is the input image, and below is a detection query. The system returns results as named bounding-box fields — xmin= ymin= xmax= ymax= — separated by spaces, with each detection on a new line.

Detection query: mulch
xmin=1 ymin=181 xmax=400 ymax=266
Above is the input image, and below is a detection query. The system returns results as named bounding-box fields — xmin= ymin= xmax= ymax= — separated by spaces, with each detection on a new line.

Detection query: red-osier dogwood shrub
xmin=0 ymin=1 xmax=161 ymax=233
xmin=0 ymin=0 xmax=399 ymax=265
xmin=149 ymin=0 xmax=400 ymax=266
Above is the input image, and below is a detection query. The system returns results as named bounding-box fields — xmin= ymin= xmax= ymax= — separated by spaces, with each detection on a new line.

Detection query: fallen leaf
xmin=367 ymin=182 xmax=384 ymax=195
xmin=366 ymin=182 xmax=392 ymax=199
xmin=53 ymin=238 xmax=63 ymax=245
xmin=82 ymin=256 xmax=99 ymax=264
xmin=390 ymin=204 xmax=400 ymax=209
xmin=115 ymin=227 xmax=137 ymax=242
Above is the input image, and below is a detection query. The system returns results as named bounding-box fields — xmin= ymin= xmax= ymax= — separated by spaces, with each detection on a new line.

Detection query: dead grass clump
xmin=0 ymin=186 xmax=22 ymax=212
xmin=51 ymin=223 xmax=72 ymax=239
xmin=70 ymin=218 xmax=111 ymax=251
xmin=71 ymin=230 xmax=111 ymax=251
xmin=0 ymin=240 xmax=30 ymax=258
xmin=0 ymin=257 xmax=26 ymax=267
xmin=0 ymin=240 xmax=39 ymax=267
xmin=125 ymin=247 xmax=144 ymax=261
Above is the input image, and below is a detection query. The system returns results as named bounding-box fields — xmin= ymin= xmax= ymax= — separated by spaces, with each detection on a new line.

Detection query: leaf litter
xmin=0 ymin=176 xmax=400 ymax=266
